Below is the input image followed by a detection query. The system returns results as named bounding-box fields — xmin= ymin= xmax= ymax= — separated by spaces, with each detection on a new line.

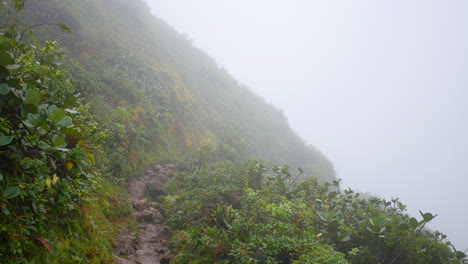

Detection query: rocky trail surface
xmin=114 ymin=164 xmax=177 ymax=264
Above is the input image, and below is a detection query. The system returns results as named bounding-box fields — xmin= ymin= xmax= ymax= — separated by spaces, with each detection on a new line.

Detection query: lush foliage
xmin=163 ymin=159 xmax=467 ymax=263
xmin=0 ymin=2 xmax=134 ymax=263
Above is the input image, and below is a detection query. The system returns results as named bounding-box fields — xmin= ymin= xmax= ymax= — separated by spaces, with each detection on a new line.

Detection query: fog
xmin=143 ymin=0 xmax=468 ymax=250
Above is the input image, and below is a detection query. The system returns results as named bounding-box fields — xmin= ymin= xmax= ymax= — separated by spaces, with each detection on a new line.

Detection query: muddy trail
xmin=114 ymin=164 xmax=177 ymax=264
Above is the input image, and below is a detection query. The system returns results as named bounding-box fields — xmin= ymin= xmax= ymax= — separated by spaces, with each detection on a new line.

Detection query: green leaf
xmin=38 ymin=128 xmax=48 ymax=135
xmin=27 ymin=113 xmax=42 ymax=127
xmin=0 ymin=51 xmax=13 ymax=65
xmin=409 ymin=217 xmax=419 ymax=229
xmin=419 ymin=210 xmax=436 ymax=222
xmin=47 ymin=105 xmax=57 ymax=115
xmin=50 ymin=108 xmax=66 ymax=123
xmin=53 ymin=136 xmax=66 ymax=147
xmin=25 ymin=90 xmax=42 ymax=106
xmin=2 ymin=186 xmax=20 ymax=199
xmin=0 ymin=83 xmax=9 ymax=95
xmin=5 ymin=64 xmax=20 ymax=70
xmin=0 ymin=136 xmax=13 ymax=146
xmin=64 ymin=108 xmax=78 ymax=114
xmin=54 ymin=147 xmax=69 ymax=152
xmin=399 ymin=223 xmax=409 ymax=231
xmin=38 ymin=104 xmax=49 ymax=110
xmin=22 ymin=120 xmax=34 ymax=128
xmin=38 ymin=141 xmax=51 ymax=150
xmin=0 ymin=41 xmax=12 ymax=52
xmin=55 ymin=116 xmax=72 ymax=127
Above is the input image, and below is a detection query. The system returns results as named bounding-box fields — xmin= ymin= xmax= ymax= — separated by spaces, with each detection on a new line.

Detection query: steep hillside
xmin=21 ymin=0 xmax=335 ymax=181
xmin=1 ymin=0 xmax=465 ymax=263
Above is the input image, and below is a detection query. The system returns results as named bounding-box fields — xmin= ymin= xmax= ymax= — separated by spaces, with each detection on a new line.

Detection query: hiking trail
xmin=114 ymin=164 xmax=177 ymax=264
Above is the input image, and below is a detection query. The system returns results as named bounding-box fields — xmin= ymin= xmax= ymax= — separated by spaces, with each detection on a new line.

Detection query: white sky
xmin=143 ymin=0 xmax=468 ymax=250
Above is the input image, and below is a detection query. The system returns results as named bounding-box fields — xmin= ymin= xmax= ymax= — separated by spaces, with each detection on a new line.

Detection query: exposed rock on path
xmin=114 ymin=164 xmax=177 ymax=264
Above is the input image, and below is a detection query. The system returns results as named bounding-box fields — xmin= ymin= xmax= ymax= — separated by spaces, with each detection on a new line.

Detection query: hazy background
xmin=143 ymin=0 xmax=468 ymax=250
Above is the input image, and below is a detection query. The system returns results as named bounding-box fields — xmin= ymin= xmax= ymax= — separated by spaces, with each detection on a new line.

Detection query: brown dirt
xmin=114 ymin=164 xmax=177 ymax=264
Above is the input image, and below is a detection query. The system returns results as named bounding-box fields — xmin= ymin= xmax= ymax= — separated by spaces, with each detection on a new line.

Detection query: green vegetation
xmin=0 ymin=1 xmax=134 ymax=262
xmin=20 ymin=0 xmax=335 ymax=182
xmin=0 ymin=0 xmax=466 ymax=263
xmin=164 ymin=158 xmax=465 ymax=263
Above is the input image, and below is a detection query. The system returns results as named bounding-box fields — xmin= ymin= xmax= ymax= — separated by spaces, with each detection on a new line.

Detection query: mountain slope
xmin=22 ymin=0 xmax=335 ymax=181
xmin=1 ymin=0 xmax=466 ymax=263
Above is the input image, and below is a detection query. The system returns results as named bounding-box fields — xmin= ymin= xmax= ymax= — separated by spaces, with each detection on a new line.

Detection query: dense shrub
xmin=0 ymin=3 xmax=133 ymax=262
xmin=163 ymin=159 xmax=466 ymax=263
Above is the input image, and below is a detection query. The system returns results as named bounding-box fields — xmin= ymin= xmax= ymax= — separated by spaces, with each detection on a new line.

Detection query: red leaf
xmin=35 ymin=237 xmax=53 ymax=253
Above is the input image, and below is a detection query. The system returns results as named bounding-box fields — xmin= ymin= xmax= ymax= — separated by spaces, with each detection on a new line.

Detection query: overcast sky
xmin=143 ymin=0 xmax=468 ymax=250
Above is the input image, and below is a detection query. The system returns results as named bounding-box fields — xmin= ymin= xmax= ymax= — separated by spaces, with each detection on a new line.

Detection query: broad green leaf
xmin=27 ymin=113 xmax=42 ymax=127
xmin=0 ymin=41 xmax=12 ymax=52
xmin=22 ymin=120 xmax=34 ymax=128
xmin=55 ymin=116 xmax=72 ymax=127
xmin=54 ymin=147 xmax=69 ymax=152
xmin=2 ymin=186 xmax=20 ymax=199
xmin=5 ymin=64 xmax=20 ymax=70
xmin=50 ymin=108 xmax=66 ymax=123
xmin=53 ymin=136 xmax=66 ymax=147
xmin=0 ymin=136 xmax=13 ymax=146
xmin=38 ymin=104 xmax=49 ymax=110
xmin=409 ymin=217 xmax=419 ymax=229
xmin=65 ymin=108 xmax=78 ymax=114
xmin=419 ymin=210 xmax=436 ymax=222
xmin=25 ymin=90 xmax=42 ymax=106
xmin=38 ymin=128 xmax=48 ymax=136
xmin=47 ymin=105 xmax=57 ymax=115
xmin=0 ymin=83 xmax=9 ymax=95
xmin=38 ymin=141 xmax=51 ymax=150
xmin=0 ymin=51 xmax=13 ymax=65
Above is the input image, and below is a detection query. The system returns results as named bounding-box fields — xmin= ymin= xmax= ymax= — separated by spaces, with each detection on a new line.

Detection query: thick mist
xmin=143 ymin=0 xmax=468 ymax=250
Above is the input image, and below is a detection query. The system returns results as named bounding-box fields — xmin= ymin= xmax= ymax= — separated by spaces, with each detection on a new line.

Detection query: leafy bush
xmin=0 ymin=3 xmax=132 ymax=262
xmin=163 ymin=160 xmax=466 ymax=264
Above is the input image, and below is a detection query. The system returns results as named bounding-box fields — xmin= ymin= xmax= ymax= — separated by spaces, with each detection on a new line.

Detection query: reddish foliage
xmin=13 ymin=234 xmax=29 ymax=239
xmin=35 ymin=237 xmax=53 ymax=253
xmin=213 ymin=243 xmax=223 ymax=258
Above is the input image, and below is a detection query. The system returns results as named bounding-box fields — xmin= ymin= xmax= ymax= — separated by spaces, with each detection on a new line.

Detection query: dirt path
xmin=114 ymin=164 xmax=177 ymax=264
